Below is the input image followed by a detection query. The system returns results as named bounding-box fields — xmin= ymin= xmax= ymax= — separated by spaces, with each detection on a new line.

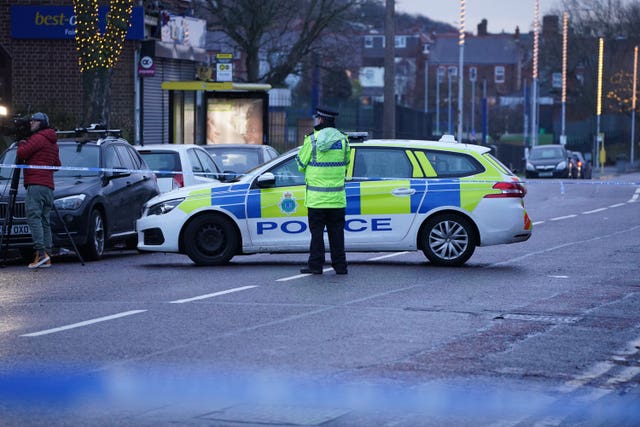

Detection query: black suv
xmin=0 ymin=133 xmax=159 ymax=261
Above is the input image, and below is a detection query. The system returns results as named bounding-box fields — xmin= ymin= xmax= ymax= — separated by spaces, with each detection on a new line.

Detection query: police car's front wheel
xmin=420 ymin=214 xmax=476 ymax=267
xmin=183 ymin=214 xmax=239 ymax=266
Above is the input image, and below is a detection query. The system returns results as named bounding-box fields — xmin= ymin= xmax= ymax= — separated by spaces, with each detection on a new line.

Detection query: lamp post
xmin=448 ymin=66 xmax=455 ymax=134
xmin=561 ymin=12 xmax=568 ymax=145
xmin=436 ymin=66 xmax=444 ymax=135
xmin=597 ymin=37 xmax=604 ymax=174
xmin=457 ymin=0 xmax=466 ymax=142
xmin=531 ymin=0 xmax=540 ymax=147
xmin=632 ymin=45 xmax=638 ymax=166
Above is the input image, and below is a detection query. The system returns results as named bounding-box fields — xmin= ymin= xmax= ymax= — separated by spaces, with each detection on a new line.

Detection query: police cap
xmin=315 ymin=105 xmax=339 ymax=119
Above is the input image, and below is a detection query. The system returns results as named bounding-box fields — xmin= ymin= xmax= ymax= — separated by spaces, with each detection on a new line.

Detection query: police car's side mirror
xmin=257 ymin=172 xmax=276 ymax=188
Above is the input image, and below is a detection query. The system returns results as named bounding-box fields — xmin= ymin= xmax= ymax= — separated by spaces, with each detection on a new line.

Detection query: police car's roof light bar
xmin=346 ymin=132 xmax=368 ymax=142
xmin=438 ymin=134 xmax=458 ymax=143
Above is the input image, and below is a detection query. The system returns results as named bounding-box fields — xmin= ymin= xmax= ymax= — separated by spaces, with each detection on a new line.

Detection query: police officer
xmin=296 ymin=106 xmax=350 ymax=275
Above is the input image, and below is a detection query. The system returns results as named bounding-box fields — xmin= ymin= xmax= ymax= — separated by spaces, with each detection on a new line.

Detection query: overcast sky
xmin=395 ymin=0 xmax=558 ymax=34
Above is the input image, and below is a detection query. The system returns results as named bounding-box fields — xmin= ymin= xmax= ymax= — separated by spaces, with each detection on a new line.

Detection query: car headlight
xmin=54 ymin=194 xmax=86 ymax=210
xmin=147 ymin=198 xmax=185 ymax=216
xmin=526 ymin=162 xmax=535 ymax=171
xmin=556 ymin=160 xmax=567 ymax=170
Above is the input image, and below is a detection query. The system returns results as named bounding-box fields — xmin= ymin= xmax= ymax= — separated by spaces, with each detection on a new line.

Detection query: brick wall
xmin=1 ymin=0 xmax=137 ymax=138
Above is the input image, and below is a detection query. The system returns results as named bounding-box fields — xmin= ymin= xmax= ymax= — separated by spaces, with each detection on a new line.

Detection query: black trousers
xmin=307 ymin=207 xmax=347 ymax=272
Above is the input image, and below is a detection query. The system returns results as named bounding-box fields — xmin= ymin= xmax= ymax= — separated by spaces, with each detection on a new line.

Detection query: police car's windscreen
xmin=58 ymin=144 xmax=100 ymax=177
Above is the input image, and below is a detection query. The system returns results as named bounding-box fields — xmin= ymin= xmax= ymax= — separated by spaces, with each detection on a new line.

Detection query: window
xmin=494 ymin=66 xmax=505 ymax=83
xmin=422 ymin=150 xmax=484 ymax=178
xmin=353 ymin=148 xmax=412 ymax=180
xmin=269 ymin=158 xmax=305 ymax=187
xmin=364 ymin=36 xmax=374 ymax=48
xmin=395 ymin=36 xmax=406 ymax=48
xmin=194 ymin=148 xmax=221 ymax=179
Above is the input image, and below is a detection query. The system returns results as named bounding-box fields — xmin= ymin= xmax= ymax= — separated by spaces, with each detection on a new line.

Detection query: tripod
xmin=0 ymin=161 xmax=85 ymax=267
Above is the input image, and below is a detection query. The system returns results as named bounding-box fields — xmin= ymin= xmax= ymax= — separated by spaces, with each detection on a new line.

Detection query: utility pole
xmin=383 ymin=0 xmax=396 ymax=138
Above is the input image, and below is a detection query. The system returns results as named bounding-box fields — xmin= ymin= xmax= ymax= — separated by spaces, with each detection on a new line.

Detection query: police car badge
xmin=279 ymin=191 xmax=298 ymax=215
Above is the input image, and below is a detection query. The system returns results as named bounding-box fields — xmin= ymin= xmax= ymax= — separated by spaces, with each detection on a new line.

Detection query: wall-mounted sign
xmin=10 ymin=5 xmax=144 ymax=40
xmin=215 ymin=53 xmax=234 ymax=82
xmin=138 ymin=56 xmax=155 ymax=77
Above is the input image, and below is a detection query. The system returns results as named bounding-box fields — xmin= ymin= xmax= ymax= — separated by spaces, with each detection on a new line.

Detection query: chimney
xmin=477 ymin=19 xmax=488 ymax=36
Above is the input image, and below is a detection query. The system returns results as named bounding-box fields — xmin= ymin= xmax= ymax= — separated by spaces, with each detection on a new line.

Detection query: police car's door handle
xmin=392 ymin=188 xmax=415 ymax=196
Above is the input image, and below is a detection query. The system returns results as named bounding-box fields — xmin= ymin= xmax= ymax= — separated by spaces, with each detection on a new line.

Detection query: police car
xmin=136 ymin=135 xmax=532 ymax=267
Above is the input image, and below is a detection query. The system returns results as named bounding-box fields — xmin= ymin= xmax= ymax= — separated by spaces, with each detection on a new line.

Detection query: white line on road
xmin=608 ymin=203 xmax=626 ymax=208
xmin=532 ymin=220 xmax=545 ymax=225
xmin=367 ymin=251 xmax=409 ymax=261
xmin=550 ymin=214 xmax=578 ymax=221
xmin=277 ymin=268 xmax=334 ymax=282
xmin=20 ymin=310 xmax=147 ymax=337
xmin=630 ymin=187 xmax=640 ymax=202
xmin=582 ymin=207 xmax=607 ymax=214
xmin=170 ymin=286 xmax=257 ymax=303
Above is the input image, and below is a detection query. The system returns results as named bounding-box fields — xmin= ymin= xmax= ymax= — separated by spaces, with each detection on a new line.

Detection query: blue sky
xmin=395 ymin=0 xmax=555 ymax=34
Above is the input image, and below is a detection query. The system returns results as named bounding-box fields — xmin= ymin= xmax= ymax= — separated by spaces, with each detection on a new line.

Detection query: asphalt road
xmin=1 ymin=172 xmax=639 ymax=426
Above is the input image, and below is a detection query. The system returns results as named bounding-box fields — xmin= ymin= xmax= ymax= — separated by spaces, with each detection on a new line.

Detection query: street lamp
xmin=631 ymin=45 xmax=637 ymax=166
xmin=561 ymin=12 xmax=569 ymax=145
xmin=457 ymin=0 xmax=466 ymax=143
xmin=597 ymin=37 xmax=604 ymax=174
xmin=436 ymin=66 xmax=445 ymax=135
xmin=531 ymin=0 xmax=540 ymax=146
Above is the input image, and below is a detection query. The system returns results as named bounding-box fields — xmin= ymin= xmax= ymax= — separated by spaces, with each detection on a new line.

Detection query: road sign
xmin=469 ymin=67 xmax=477 ymax=82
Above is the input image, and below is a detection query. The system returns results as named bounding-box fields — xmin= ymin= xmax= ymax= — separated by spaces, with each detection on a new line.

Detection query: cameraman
xmin=17 ymin=112 xmax=61 ymax=269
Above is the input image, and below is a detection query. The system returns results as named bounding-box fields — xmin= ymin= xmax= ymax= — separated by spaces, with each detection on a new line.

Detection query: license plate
xmin=0 ymin=224 xmax=31 ymax=235
xmin=539 ymin=172 xmax=553 ymax=177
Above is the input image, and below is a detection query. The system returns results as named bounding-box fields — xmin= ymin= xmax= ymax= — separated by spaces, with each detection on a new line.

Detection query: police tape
xmin=1 ymin=163 xmax=639 ymax=186
xmin=0 ymin=163 xmax=239 ymax=179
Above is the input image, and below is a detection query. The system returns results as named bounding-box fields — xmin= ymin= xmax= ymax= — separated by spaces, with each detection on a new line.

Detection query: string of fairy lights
xmin=73 ymin=0 xmax=133 ymax=72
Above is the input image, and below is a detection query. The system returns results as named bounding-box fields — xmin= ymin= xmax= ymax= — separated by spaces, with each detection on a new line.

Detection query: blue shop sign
xmin=11 ymin=5 xmax=144 ymax=40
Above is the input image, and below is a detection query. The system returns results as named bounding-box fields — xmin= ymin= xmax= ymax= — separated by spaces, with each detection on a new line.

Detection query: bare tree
xmin=74 ymin=0 xmax=132 ymax=127
xmin=203 ymin=0 xmax=363 ymax=86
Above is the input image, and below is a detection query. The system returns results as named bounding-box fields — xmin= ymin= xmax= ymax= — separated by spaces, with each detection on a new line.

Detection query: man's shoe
xmin=28 ymin=251 xmax=50 ymax=269
xmin=300 ymin=268 xmax=323 ymax=275
xmin=335 ymin=269 xmax=348 ymax=275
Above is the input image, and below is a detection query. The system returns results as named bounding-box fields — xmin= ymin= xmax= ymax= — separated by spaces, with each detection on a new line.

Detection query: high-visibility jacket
xmin=296 ymin=127 xmax=350 ymax=208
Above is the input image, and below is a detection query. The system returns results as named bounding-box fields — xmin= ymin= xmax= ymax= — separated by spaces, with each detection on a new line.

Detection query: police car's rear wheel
xmin=183 ymin=214 xmax=238 ymax=266
xmin=420 ymin=214 xmax=476 ymax=266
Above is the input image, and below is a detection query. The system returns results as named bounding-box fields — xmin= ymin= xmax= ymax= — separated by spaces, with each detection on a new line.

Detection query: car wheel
xmin=182 ymin=214 xmax=238 ymax=266
xmin=420 ymin=214 xmax=476 ymax=267
xmin=80 ymin=209 xmax=105 ymax=261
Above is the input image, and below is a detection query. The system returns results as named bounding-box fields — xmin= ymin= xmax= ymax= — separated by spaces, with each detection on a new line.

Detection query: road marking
xmin=604 ymin=366 xmax=640 ymax=386
xmin=559 ymin=361 xmax=615 ymax=393
xmin=368 ymin=251 xmax=409 ymax=261
xmin=277 ymin=268 xmax=334 ymax=281
xmin=582 ymin=207 xmax=607 ymax=214
xmin=548 ymin=275 xmax=568 ymax=278
xmin=608 ymin=202 xmax=626 ymax=208
xmin=277 ymin=252 xmax=409 ymax=281
xmin=533 ymin=220 xmax=545 ymax=225
xmin=20 ymin=310 xmax=147 ymax=337
xmin=630 ymin=187 xmax=640 ymax=202
xmin=170 ymin=286 xmax=257 ymax=303
xmin=550 ymin=214 xmax=577 ymax=221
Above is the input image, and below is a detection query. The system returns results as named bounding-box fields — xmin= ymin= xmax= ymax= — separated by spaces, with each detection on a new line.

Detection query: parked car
xmin=138 ymin=135 xmax=532 ymax=267
xmin=525 ymin=144 xmax=569 ymax=178
xmin=202 ymin=143 xmax=279 ymax=175
xmin=0 ymin=133 xmax=159 ymax=261
xmin=568 ymin=151 xmax=592 ymax=179
xmin=135 ymin=144 xmax=222 ymax=193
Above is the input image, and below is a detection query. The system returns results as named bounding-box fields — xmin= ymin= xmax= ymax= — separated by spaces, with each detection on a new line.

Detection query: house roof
xmin=429 ymin=35 xmax=524 ymax=65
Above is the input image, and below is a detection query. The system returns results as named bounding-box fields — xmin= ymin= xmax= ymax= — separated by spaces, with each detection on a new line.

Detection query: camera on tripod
xmin=0 ymin=113 xmax=32 ymax=141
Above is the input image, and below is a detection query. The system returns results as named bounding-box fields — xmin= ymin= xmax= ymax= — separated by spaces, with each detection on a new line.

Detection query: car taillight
xmin=577 ymin=161 xmax=582 ymax=167
xmin=484 ymin=182 xmax=526 ymax=198
xmin=173 ymin=173 xmax=184 ymax=187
